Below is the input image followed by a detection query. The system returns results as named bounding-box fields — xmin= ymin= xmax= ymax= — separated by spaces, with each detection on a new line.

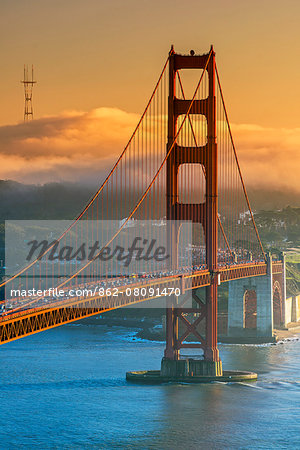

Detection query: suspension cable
xmin=53 ymin=49 xmax=214 ymax=289
xmin=177 ymin=71 xmax=233 ymax=258
xmin=215 ymin=64 xmax=266 ymax=262
xmin=0 ymin=56 xmax=170 ymax=288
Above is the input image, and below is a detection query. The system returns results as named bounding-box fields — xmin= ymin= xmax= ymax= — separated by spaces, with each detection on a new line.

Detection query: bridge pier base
xmin=227 ymin=254 xmax=276 ymax=343
xmin=126 ymin=364 xmax=257 ymax=384
xmin=161 ymin=357 xmax=223 ymax=377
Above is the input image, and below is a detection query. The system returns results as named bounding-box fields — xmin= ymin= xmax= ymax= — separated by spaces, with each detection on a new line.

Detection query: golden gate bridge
xmin=0 ymin=47 xmax=285 ymax=382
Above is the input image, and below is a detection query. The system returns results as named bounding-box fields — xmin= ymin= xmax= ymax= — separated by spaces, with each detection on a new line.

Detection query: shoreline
xmin=274 ymin=324 xmax=300 ymax=341
xmin=77 ymin=314 xmax=300 ymax=344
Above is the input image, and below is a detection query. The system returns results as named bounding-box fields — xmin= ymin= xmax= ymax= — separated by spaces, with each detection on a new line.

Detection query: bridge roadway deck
xmin=0 ymin=262 xmax=283 ymax=344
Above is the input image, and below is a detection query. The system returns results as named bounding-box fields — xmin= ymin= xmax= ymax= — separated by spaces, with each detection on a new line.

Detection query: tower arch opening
xmin=243 ymin=289 xmax=257 ymax=329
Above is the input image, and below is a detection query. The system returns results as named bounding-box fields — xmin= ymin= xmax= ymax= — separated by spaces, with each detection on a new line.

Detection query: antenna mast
xmin=21 ymin=65 xmax=37 ymax=121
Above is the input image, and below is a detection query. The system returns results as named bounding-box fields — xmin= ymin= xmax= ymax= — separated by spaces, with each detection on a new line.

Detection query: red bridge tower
xmin=163 ymin=46 xmax=222 ymax=377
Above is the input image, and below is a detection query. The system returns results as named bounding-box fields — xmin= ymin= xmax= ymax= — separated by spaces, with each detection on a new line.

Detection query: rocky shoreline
xmin=78 ymin=313 xmax=300 ymax=344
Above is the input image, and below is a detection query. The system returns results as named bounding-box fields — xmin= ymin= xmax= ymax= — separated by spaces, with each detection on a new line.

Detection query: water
xmin=0 ymin=324 xmax=299 ymax=449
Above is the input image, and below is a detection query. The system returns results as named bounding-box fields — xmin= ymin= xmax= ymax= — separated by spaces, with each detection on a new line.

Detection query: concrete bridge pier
xmin=227 ymin=254 xmax=278 ymax=343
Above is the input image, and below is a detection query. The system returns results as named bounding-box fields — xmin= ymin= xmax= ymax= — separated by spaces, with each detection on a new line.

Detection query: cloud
xmin=0 ymin=108 xmax=299 ymax=194
xmin=231 ymin=124 xmax=300 ymax=192
xmin=0 ymin=108 xmax=139 ymax=184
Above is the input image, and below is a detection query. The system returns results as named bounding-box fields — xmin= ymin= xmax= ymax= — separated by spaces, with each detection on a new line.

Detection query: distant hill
xmin=254 ymin=206 xmax=300 ymax=249
xmin=0 ymin=180 xmax=299 ymax=221
xmin=248 ymin=188 xmax=300 ymax=211
xmin=0 ymin=180 xmax=96 ymax=220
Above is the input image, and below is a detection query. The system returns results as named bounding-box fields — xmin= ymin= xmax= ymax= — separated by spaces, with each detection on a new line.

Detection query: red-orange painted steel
xmin=164 ymin=47 xmax=219 ymax=361
xmin=0 ymin=262 xmax=275 ymax=345
xmin=205 ymin=48 xmax=219 ymax=361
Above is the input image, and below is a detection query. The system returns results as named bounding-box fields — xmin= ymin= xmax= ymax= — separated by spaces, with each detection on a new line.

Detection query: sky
xmin=1 ymin=0 xmax=300 ymax=193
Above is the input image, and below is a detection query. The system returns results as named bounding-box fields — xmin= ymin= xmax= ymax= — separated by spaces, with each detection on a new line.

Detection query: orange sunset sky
xmin=1 ymin=0 xmax=300 ymax=193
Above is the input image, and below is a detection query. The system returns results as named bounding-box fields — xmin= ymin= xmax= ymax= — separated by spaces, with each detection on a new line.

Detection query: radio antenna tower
xmin=21 ymin=65 xmax=37 ymax=121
